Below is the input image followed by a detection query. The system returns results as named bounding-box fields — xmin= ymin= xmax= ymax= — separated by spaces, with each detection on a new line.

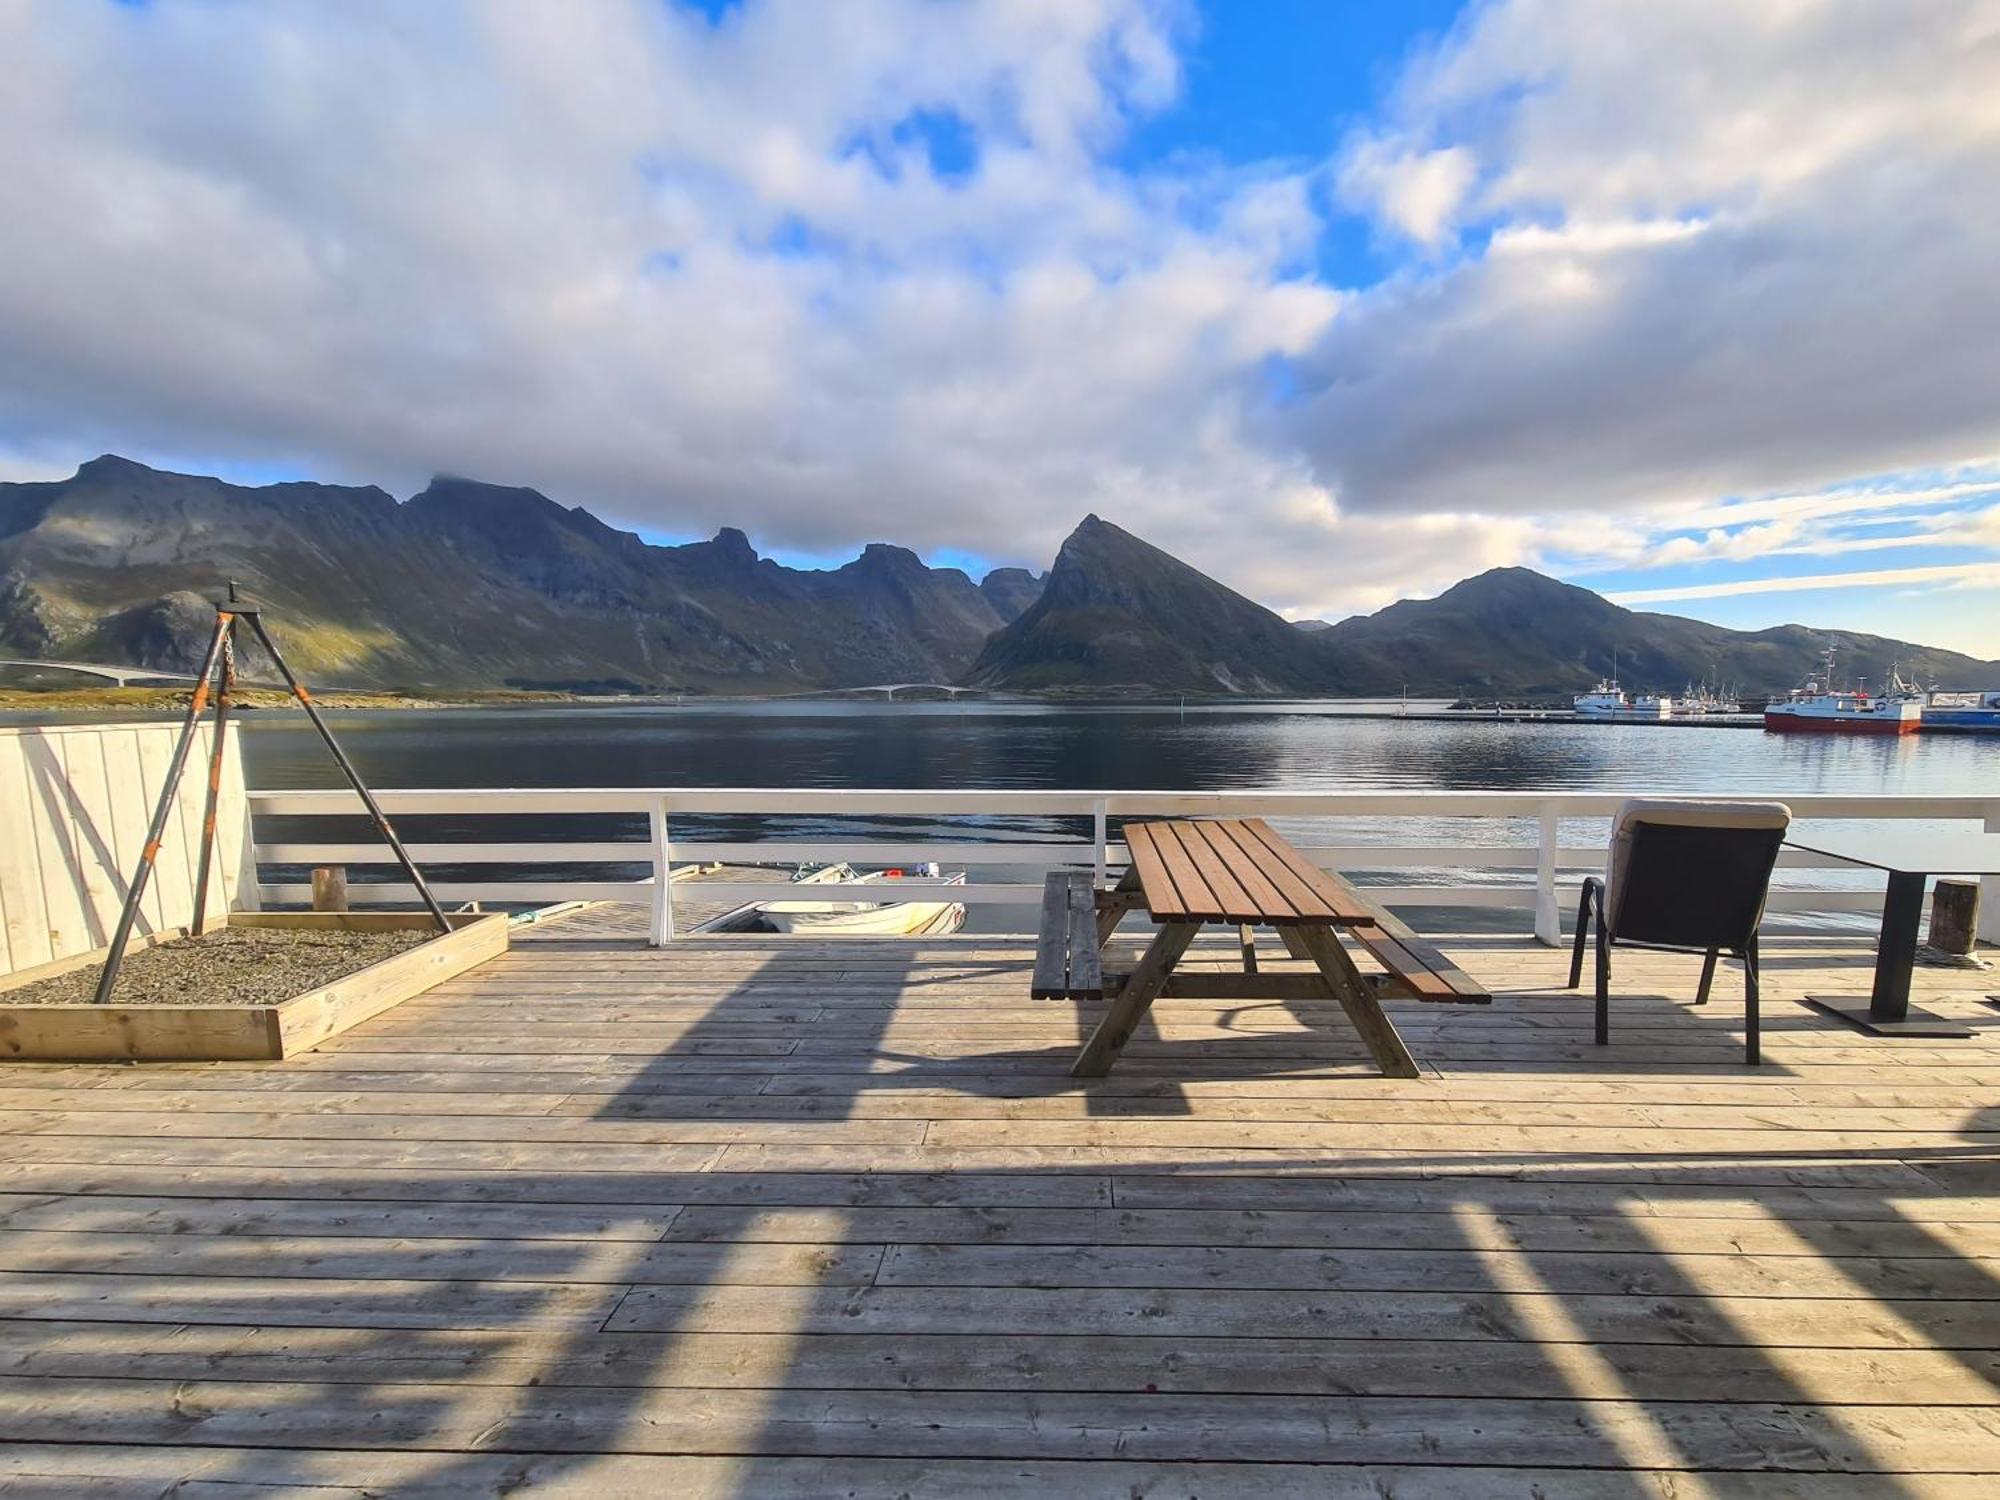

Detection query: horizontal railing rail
xmin=246 ymin=788 xmax=2000 ymax=947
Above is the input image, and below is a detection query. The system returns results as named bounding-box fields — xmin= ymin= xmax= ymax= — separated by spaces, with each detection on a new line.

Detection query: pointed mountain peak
xmin=710 ymin=526 xmax=757 ymax=561
xmin=853 ymin=541 xmax=924 ymax=572
xmin=75 ymin=453 xmax=156 ymax=480
xmin=970 ymin=514 xmax=1338 ymax=695
xmin=1065 ymin=512 xmax=1135 ymax=549
xmin=1048 ymin=513 xmax=1208 ymax=592
xmin=667 ymin=525 xmax=762 ymax=580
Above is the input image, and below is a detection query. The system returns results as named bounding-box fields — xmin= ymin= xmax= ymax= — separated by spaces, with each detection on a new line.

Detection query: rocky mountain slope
xmin=972 ymin=521 xmax=2000 ymax=697
xmin=5 ymin=456 xmax=1991 ymax=698
xmin=966 ymin=515 xmax=1342 ymax=693
xmin=0 ymin=457 xmax=1033 ymax=692
xmin=1313 ymin=566 xmax=1998 ymax=697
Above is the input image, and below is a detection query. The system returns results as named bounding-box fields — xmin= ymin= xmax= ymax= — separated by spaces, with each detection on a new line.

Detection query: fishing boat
xmin=1573 ymin=679 xmax=1673 ymax=721
xmin=1763 ymin=647 xmax=1923 ymax=735
xmin=1922 ymin=689 xmax=2000 ymax=734
xmin=1673 ymin=675 xmax=1741 ymax=716
xmin=691 ymin=862 xmax=969 ymax=935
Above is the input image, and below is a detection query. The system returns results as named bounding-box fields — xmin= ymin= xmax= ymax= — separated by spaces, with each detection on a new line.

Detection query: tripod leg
xmin=92 ymin=611 xmax=235 ymax=1004
xmin=243 ymin=612 xmax=451 ymax=932
xmin=190 ymin=625 xmax=237 ymax=934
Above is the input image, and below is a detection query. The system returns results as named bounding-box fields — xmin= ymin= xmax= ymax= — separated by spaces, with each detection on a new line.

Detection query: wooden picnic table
xmin=1034 ymin=817 xmax=1489 ymax=1079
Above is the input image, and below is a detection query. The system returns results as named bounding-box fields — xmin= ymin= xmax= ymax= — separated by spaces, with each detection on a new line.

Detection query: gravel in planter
xmin=7 ymin=926 xmax=437 ymax=1007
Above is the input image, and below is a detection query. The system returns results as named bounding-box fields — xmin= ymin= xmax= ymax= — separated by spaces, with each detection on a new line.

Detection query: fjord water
xmin=235 ymin=700 xmax=1999 ymax=931
xmin=238 ymin=698 xmax=2000 ymax=798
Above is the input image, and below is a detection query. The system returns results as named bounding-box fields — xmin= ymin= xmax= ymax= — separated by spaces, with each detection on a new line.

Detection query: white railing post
xmin=1092 ymin=798 xmax=1108 ymax=889
xmin=648 ymin=795 xmax=674 ymax=946
xmin=1534 ymin=805 xmax=1560 ymax=947
xmin=1984 ymin=807 xmax=1999 ymax=946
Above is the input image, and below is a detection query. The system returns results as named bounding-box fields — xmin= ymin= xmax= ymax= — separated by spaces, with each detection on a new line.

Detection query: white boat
xmin=1764 ymin=647 xmax=1923 ymax=735
xmin=1573 ymin=679 xmax=1672 ymax=721
xmin=692 ymin=863 xmax=969 ymax=935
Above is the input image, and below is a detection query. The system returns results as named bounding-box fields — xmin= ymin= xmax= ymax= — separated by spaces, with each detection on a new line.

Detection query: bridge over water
xmin=818 ymin=683 xmax=984 ymax=700
xmin=0 ymin=658 xmax=198 ymax=687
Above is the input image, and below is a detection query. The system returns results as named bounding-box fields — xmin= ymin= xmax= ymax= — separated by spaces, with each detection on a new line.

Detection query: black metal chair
xmin=1567 ymin=799 xmax=1790 ymax=1065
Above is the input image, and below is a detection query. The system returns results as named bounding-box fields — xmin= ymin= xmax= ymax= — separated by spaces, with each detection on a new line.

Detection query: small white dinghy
xmin=692 ymin=863 xmax=968 ymax=936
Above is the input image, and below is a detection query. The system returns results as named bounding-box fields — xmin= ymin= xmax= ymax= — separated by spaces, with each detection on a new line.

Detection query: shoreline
xmin=0 ymin=683 xmax=1462 ymax=713
xmin=0 ymin=683 xmax=1776 ymax=729
xmin=0 ymin=685 xmax=577 ymax=714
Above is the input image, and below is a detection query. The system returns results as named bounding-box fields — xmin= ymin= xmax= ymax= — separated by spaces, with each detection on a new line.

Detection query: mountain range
xmin=0 ymin=457 xmax=1039 ymax=693
xmin=3 ymin=456 xmax=1994 ymax=697
xmin=974 ymin=514 xmax=2000 ymax=696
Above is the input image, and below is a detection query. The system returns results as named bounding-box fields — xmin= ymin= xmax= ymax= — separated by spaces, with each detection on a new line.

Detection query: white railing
xmin=245 ymin=788 xmax=2000 ymax=947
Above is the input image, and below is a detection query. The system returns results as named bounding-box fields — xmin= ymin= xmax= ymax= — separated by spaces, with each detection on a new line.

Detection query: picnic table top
xmin=1124 ymin=816 xmax=1377 ymax=926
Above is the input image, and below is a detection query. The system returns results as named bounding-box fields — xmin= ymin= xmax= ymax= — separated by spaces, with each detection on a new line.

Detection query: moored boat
xmin=1673 ymin=676 xmax=1741 ymax=716
xmin=1574 ymin=679 xmax=1672 ymax=721
xmin=692 ymin=862 xmax=969 ymax=935
xmin=1763 ymin=648 xmax=1923 ymax=734
xmin=1923 ymin=689 xmax=2000 ymax=734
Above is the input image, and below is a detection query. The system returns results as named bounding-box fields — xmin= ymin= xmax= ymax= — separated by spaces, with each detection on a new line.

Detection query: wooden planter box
xmin=0 ymin=912 xmax=507 ymax=1062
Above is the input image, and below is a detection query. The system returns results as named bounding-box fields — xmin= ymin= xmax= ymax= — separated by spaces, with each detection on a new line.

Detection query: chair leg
xmin=1593 ymin=912 xmax=1611 ymax=1047
xmin=1695 ymin=949 xmax=1717 ymax=1005
xmin=1567 ymin=880 xmax=1595 ymax=989
xmin=1743 ymin=936 xmax=1761 ymax=1066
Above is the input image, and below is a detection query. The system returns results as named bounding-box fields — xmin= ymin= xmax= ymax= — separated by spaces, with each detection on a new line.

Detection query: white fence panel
xmin=0 ymin=721 xmax=253 ymax=977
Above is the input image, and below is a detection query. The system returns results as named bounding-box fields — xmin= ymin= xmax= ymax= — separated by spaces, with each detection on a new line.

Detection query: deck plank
xmin=5 ymin=1446 xmax=1993 ymax=1500
xmin=1 ymin=921 xmax=1998 ymax=1485
xmin=6 ymin=1375 xmax=2000 ymax=1470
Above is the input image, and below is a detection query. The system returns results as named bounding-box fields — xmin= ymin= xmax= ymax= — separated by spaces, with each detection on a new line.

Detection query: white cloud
xmin=0 ymin=0 xmax=1333 ymax=576
xmin=1336 ymin=141 xmax=1475 ymax=245
xmin=1296 ymin=0 xmax=2000 ymax=524
xmin=1657 ymin=475 xmax=2000 ymax=534
xmin=0 ymin=0 xmax=1997 ymax=657
xmin=1610 ymin=561 xmax=2000 ymax=606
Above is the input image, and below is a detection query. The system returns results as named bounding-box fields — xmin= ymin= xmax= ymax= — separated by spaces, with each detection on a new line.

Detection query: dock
xmin=3 ymin=915 xmax=1998 ymax=1493
xmin=1390 ymin=709 xmax=1767 ymax=727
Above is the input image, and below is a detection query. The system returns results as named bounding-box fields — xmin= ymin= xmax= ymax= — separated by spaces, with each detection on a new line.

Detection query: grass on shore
xmin=0 ymin=685 xmax=574 ymax=712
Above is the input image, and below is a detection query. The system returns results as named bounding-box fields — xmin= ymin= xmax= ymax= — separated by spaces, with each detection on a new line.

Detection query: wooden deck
xmin=3 ymin=910 xmax=1999 ymax=1496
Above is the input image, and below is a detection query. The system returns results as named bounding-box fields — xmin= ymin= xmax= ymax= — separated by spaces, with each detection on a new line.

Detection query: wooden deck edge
xmin=0 ymin=927 xmax=190 ymax=993
xmin=272 ymin=913 xmax=509 ymax=1057
xmin=0 ymin=912 xmax=508 ymax=1062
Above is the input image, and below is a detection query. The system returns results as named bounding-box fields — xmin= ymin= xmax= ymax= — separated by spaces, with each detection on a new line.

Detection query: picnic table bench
xmin=1034 ymin=816 xmax=1489 ymax=1079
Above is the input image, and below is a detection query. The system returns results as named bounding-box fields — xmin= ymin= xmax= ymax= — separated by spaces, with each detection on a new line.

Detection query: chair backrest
xmin=1605 ymin=799 xmax=1790 ymax=952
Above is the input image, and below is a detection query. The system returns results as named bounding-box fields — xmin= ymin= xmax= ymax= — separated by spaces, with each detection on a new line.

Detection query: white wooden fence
xmin=0 ymin=722 xmax=253 ymax=977
xmin=247 ymin=787 xmax=2000 ymax=947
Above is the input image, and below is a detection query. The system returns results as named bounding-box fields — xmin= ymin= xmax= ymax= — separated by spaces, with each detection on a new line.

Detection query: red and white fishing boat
xmin=1763 ymin=648 xmax=1923 ymax=735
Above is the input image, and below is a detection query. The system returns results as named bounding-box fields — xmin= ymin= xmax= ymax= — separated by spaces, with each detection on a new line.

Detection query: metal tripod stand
xmin=91 ymin=585 xmax=449 ymax=1005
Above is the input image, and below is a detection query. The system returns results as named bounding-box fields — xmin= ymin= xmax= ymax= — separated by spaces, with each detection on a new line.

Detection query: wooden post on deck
xmin=1929 ymin=879 xmax=1980 ymax=956
xmin=311 ymin=866 xmax=349 ymax=912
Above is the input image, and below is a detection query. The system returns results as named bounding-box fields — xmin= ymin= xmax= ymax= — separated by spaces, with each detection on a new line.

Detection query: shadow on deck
xmin=2 ymin=921 xmax=1998 ymax=1494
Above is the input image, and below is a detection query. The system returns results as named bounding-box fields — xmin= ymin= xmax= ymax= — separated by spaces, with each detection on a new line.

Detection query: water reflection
xmin=234 ymin=700 xmax=1997 ymax=800
xmin=3 ymin=700 xmax=1988 ymax=932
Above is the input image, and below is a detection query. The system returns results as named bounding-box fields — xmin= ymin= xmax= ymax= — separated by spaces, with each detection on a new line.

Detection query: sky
xmin=2 ymin=0 xmax=1998 ymax=657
